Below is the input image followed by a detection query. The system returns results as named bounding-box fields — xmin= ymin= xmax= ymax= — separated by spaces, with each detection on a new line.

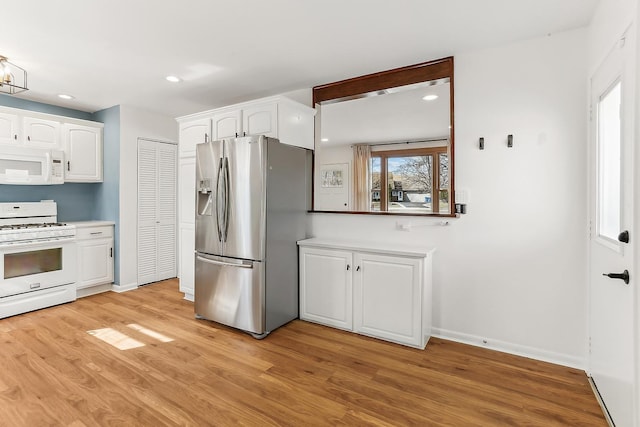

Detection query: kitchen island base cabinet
xmin=298 ymin=239 xmax=433 ymax=349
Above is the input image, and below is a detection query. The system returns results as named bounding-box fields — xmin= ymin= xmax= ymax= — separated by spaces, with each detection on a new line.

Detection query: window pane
xmin=598 ymin=81 xmax=621 ymax=240
xmin=387 ymin=155 xmax=433 ymax=213
xmin=370 ymin=157 xmax=381 ymax=211
xmin=439 ymin=153 xmax=449 ymax=213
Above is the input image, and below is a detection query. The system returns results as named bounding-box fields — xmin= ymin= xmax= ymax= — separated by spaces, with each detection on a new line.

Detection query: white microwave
xmin=0 ymin=146 xmax=64 ymax=185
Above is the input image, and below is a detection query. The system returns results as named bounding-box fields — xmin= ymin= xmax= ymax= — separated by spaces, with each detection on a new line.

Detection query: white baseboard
xmin=111 ymin=282 xmax=138 ymax=293
xmin=431 ymin=327 xmax=586 ymax=370
xmin=183 ymin=293 xmax=194 ymax=302
xmin=77 ymin=283 xmax=112 ymax=298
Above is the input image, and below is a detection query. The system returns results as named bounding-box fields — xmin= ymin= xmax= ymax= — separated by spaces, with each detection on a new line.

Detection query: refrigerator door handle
xmin=223 ymin=156 xmax=231 ymax=242
xmin=215 ymin=157 xmax=224 ymax=242
xmin=196 ymin=254 xmax=254 ymax=269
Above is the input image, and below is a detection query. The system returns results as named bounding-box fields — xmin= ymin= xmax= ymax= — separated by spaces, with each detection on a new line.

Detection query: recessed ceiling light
xmin=58 ymin=94 xmax=74 ymax=100
xmin=166 ymin=75 xmax=181 ymax=83
xmin=422 ymin=94 xmax=438 ymax=101
xmin=321 ymin=138 xmax=329 ymax=142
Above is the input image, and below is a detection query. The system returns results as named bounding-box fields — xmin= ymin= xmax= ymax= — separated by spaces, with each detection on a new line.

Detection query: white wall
xmin=118 ymin=105 xmax=178 ymax=289
xmin=309 ymin=28 xmax=589 ymax=367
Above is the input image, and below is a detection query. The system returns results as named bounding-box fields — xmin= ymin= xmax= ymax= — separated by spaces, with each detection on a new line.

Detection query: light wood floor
xmin=0 ymin=279 xmax=605 ymax=426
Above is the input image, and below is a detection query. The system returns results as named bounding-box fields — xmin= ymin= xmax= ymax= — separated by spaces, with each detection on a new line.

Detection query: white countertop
xmin=297 ymin=237 xmax=435 ymax=258
xmin=65 ymin=221 xmax=115 ymax=228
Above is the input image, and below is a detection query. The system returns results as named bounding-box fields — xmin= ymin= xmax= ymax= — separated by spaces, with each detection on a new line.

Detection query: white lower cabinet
xmin=179 ymin=223 xmax=195 ymax=301
xmin=72 ymin=222 xmax=115 ymax=298
xmin=299 ymin=248 xmax=353 ymax=330
xmin=298 ymin=239 xmax=433 ymax=349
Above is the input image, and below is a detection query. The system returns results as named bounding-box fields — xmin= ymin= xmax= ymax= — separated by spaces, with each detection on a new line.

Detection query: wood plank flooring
xmin=0 ymin=279 xmax=606 ymax=426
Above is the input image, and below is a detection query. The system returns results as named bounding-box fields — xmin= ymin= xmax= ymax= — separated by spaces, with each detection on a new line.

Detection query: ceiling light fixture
xmin=321 ymin=138 xmax=329 ymax=142
xmin=422 ymin=94 xmax=438 ymax=101
xmin=166 ymin=75 xmax=181 ymax=83
xmin=0 ymin=55 xmax=28 ymax=95
xmin=58 ymin=94 xmax=74 ymax=100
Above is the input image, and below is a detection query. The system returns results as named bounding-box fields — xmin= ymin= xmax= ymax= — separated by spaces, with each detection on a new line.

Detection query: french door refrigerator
xmin=194 ymin=135 xmax=309 ymax=338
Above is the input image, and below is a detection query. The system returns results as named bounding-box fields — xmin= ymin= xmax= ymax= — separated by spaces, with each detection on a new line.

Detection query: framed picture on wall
xmin=321 ymin=168 xmax=344 ymax=188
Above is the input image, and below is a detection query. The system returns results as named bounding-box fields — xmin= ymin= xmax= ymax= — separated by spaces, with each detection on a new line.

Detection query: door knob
xmin=618 ymin=230 xmax=630 ymax=243
xmin=603 ymin=270 xmax=630 ymax=285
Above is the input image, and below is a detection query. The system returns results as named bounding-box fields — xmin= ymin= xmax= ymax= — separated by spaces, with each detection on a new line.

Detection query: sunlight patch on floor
xmin=127 ymin=323 xmax=174 ymax=343
xmin=87 ymin=328 xmax=145 ymax=350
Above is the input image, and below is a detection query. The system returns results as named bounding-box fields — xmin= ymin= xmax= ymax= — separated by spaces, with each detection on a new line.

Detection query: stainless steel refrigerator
xmin=194 ymin=135 xmax=310 ymax=338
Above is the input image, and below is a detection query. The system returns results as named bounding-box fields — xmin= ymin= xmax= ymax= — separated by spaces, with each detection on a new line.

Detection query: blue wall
xmin=0 ymin=184 xmax=99 ymax=220
xmin=93 ymin=105 xmax=121 ymax=284
xmin=0 ymin=94 xmax=92 ymax=120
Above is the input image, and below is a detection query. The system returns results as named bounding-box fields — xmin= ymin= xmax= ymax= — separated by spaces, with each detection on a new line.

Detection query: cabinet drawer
xmin=75 ymin=226 xmax=114 ymax=240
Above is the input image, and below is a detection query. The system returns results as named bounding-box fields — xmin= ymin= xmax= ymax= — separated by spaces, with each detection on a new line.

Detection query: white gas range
xmin=0 ymin=201 xmax=77 ymax=318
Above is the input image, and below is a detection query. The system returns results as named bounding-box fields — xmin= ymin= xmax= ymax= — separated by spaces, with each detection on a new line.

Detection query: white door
xmin=22 ymin=117 xmax=61 ymax=149
xmin=299 ymin=246 xmax=353 ymax=330
xmin=212 ymin=110 xmax=242 ymax=139
xmin=243 ymin=104 xmax=277 ymax=137
xmin=137 ymin=139 xmax=177 ymax=286
xmin=0 ymin=112 xmax=19 ymax=145
xmin=353 ymin=252 xmax=422 ymax=347
xmin=588 ymin=28 xmax=637 ymax=427
xmin=64 ymin=124 xmax=103 ymax=182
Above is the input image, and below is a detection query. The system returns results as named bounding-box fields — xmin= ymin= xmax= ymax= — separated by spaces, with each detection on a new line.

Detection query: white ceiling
xmin=2 ymin=0 xmax=598 ymax=118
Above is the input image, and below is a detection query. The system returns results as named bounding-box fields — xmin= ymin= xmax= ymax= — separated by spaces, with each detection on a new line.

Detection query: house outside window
xmin=370 ymin=147 xmax=449 ymax=213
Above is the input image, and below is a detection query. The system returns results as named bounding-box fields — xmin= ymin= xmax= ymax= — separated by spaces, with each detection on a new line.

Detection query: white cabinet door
xmin=353 ymin=252 xmax=422 ymax=347
xmin=179 ymin=118 xmax=210 ymax=157
xmin=243 ymin=104 xmax=277 ymax=137
xmin=179 ymin=157 xmax=196 ymax=224
xmin=179 ymin=223 xmax=195 ymax=300
xmin=22 ymin=117 xmax=61 ymax=149
xmin=137 ymin=140 xmax=177 ymax=285
xmin=212 ymin=110 xmax=242 ymax=140
xmin=300 ymin=247 xmax=353 ymax=330
xmin=63 ymin=123 xmax=103 ymax=182
xmin=0 ymin=112 xmax=19 ymax=145
xmin=77 ymin=238 xmax=114 ymax=289
xmin=178 ymin=157 xmax=196 ymax=300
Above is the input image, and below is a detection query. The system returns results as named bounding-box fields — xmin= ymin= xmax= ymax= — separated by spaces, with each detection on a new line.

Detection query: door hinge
xmin=589 ymin=105 xmax=593 ymax=122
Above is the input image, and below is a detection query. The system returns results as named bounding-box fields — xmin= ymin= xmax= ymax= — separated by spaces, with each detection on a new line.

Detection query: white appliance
xmin=0 ymin=146 xmax=64 ymax=185
xmin=0 ymin=201 xmax=77 ymax=318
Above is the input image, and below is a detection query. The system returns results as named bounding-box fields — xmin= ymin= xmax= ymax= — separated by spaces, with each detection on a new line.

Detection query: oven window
xmin=4 ymin=248 xmax=62 ymax=279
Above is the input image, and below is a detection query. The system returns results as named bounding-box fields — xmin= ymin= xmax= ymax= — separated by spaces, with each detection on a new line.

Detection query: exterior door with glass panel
xmin=588 ymin=28 xmax=636 ymax=427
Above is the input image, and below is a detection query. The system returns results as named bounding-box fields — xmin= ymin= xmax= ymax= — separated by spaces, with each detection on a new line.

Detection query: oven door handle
xmin=0 ymin=237 xmax=75 ymax=249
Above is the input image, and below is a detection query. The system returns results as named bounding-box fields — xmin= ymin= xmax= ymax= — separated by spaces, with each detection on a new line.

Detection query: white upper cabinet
xmin=0 ymin=112 xmax=19 ymax=145
xmin=63 ymin=123 xmax=103 ymax=182
xmin=243 ymin=103 xmax=277 ymax=137
xmin=212 ymin=110 xmax=242 ymax=140
xmin=179 ymin=118 xmax=210 ymax=158
xmin=0 ymin=106 xmax=104 ymax=183
xmin=177 ymin=95 xmax=315 ymax=151
xmin=22 ymin=117 xmax=61 ymax=149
